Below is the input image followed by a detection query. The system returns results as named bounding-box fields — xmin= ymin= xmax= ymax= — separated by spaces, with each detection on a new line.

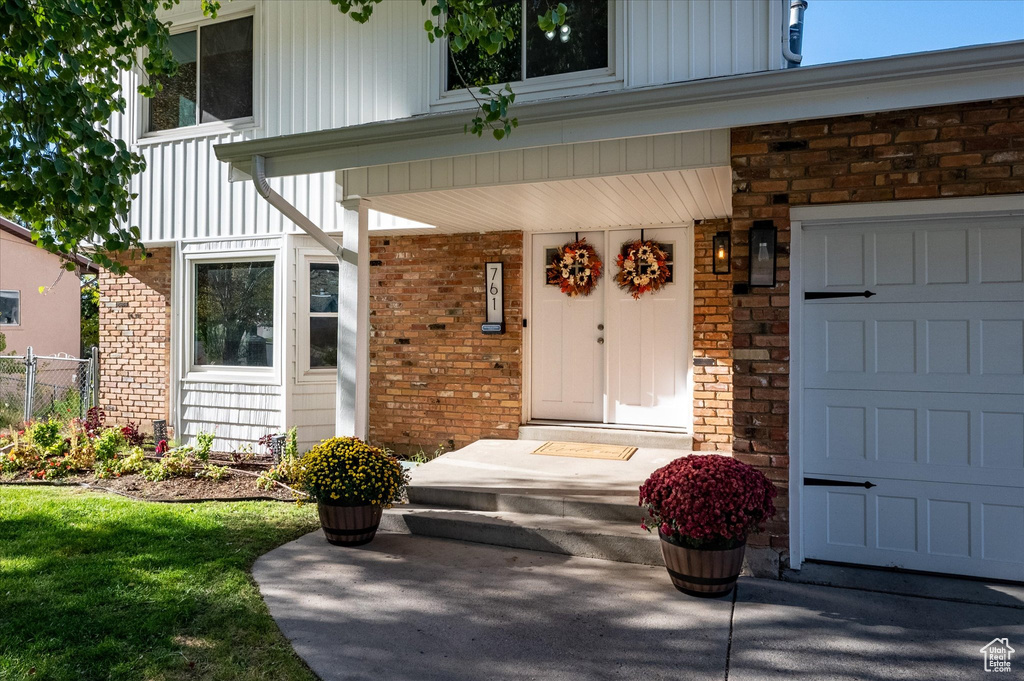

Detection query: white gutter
xmin=250 ymin=155 xmax=355 ymax=265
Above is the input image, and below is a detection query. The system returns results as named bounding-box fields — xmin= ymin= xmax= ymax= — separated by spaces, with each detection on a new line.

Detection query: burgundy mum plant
xmin=639 ymin=455 xmax=777 ymax=550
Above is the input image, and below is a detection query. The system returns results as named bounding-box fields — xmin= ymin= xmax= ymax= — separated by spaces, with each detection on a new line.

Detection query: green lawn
xmin=0 ymin=487 xmax=321 ymax=680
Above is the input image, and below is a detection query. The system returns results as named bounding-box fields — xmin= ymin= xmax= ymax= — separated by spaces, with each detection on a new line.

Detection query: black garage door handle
xmin=804 ymin=477 xmax=877 ymax=489
xmin=804 ymin=290 xmax=876 ymax=300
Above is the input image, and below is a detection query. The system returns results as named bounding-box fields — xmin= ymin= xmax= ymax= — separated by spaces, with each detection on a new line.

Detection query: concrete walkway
xmin=255 ymin=532 xmax=1024 ymax=681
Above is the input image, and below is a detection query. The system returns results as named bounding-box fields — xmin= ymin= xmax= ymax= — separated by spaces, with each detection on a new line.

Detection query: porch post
xmin=338 ymin=197 xmax=370 ymax=440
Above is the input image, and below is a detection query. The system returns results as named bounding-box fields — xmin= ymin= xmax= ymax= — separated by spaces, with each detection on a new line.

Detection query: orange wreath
xmin=615 ymin=239 xmax=671 ymax=299
xmin=546 ymin=238 xmax=603 ymax=297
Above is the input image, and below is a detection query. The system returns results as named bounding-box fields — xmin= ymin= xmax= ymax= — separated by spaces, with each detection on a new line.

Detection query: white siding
xmin=625 ymin=0 xmax=780 ymax=88
xmin=284 ymin=235 xmax=338 ymax=451
xmin=179 ymin=382 xmax=283 ymax=451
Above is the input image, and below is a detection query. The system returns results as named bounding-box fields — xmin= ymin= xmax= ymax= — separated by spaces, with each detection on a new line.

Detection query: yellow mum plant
xmin=297 ymin=437 xmax=408 ymax=507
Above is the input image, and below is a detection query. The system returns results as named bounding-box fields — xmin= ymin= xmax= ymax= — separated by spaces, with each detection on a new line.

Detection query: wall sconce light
xmin=713 ymin=231 xmax=731 ymax=275
xmin=749 ymin=220 xmax=777 ymax=287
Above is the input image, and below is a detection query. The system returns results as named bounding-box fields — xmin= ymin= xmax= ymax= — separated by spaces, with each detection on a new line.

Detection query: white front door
xmin=530 ymin=232 xmax=605 ymax=422
xmin=606 ymin=227 xmax=692 ymax=428
xmin=799 ymin=212 xmax=1024 ymax=581
xmin=530 ymin=228 xmax=692 ymax=428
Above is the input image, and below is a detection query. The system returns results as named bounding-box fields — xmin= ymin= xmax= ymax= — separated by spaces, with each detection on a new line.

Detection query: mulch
xmin=2 ymin=469 xmax=300 ymax=503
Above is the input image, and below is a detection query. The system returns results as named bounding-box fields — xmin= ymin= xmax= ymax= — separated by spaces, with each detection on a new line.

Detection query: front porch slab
xmin=406 ymin=438 xmax=685 ymax=499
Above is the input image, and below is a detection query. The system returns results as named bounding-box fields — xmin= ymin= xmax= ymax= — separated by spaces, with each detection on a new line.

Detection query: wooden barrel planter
xmin=317 ymin=502 xmax=383 ymax=547
xmin=659 ymin=532 xmax=745 ymax=598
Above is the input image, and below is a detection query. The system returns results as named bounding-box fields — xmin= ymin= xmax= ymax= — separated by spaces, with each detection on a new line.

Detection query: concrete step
xmin=379 ymin=504 xmax=663 ymax=566
xmin=407 ymin=485 xmax=645 ymax=523
xmin=518 ymin=423 xmax=693 ymax=450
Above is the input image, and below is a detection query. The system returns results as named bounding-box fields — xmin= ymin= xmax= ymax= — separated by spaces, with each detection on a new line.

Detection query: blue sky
xmin=801 ymin=0 xmax=1024 ymax=65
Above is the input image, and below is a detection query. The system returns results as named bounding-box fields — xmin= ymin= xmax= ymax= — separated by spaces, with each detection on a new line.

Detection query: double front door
xmin=530 ymin=228 xmax=691 ymax=428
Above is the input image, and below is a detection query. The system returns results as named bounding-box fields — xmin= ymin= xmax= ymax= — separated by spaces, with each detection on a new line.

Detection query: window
xmin=308 ymin=263 xmax=339 ymax=369
xmin=193 ymin=261 xmax=274 ymax=368
xmin=0 ymin=290 xmax=19 ymax=325
xmin=447 ymin=0 xmax=609 ymax=91
xmin=149 ymin=15 xmax=254 ymax=132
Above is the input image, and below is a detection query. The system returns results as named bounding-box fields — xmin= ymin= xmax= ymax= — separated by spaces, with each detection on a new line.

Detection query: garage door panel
xmin=803 ymin=388 xmax=1024 ymax=487
xmin=802 ymin=216 xmax=1024 ymax=303
xmin=803 ymin=303 xmax=1024 ymax=394
xmin=803 ymin=478 xmax=1024 ymax=581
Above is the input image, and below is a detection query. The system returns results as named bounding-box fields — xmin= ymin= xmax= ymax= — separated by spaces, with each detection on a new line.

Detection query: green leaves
xmin=0 ymin=0 xmax=183 ymax=273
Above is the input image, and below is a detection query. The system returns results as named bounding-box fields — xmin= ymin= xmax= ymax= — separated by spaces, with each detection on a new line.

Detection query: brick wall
xmin=731 ymin=97 xmax=1024 ymax=554
xmin=368 ymin=232 xmax=524 ymax=454
xmin=691 ymin=218 xmax=733 ymax=451
xmin=98 ymin=248 xmax=172 ymax=429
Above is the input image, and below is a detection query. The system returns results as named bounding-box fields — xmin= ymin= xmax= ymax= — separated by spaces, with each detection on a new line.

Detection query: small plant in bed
xmin=296 ymin=437 xmax=408 ymax=546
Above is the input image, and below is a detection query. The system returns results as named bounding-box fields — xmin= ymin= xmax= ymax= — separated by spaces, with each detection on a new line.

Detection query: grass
xmin=0 ymin=487 xmax=321 ymax=680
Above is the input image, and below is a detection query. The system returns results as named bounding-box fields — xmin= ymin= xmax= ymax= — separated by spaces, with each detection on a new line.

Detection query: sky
xmin=800 ymin=0 xmax=1024 ymax=65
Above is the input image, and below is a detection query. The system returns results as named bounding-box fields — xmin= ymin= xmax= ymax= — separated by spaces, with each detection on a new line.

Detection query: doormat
xmin=531 ymin=441 xmax=637 ymax=461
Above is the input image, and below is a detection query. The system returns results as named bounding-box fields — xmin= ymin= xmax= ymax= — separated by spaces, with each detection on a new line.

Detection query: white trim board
xmin=787 ymin=193 xmax=1024 ymax=572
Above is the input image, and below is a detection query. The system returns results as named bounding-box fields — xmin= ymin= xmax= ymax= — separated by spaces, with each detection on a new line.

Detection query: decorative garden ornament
xmin=546 ymin=237 xmax=603 ymax=297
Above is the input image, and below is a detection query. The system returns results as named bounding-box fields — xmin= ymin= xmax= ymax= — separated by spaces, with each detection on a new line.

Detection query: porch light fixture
xmin=748 ymin=220 xmax=777 ymax=287
xmin=713 ymin=231 xmax=731 ymax=275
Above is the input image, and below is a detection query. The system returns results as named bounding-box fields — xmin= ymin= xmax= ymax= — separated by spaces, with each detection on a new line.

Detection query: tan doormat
xmin=531 ymin=441 xmax=637 ymax=461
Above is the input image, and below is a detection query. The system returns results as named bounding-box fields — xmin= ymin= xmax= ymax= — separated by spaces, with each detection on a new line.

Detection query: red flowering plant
xmin=639 ymin=455 xmax=777 ymax=550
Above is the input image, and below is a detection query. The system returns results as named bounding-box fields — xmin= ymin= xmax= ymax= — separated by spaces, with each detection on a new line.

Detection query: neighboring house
xmin=0 ymin=217 xmax=97 ymax=357
xmin=99 ymin=0 xmax=1024 ymax=583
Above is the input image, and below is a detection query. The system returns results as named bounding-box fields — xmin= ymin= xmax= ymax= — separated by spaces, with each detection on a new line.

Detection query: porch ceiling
xmin=364 ymin=166 xmax=732 ymax=235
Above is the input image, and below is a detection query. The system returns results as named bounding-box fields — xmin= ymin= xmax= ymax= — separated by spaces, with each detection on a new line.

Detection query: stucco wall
xmin=0 ymin=230 xmax=82 ymax=357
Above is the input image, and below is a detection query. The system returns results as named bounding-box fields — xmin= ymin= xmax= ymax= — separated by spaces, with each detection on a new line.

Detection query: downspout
xmin=251 ymin=155 xmax=353 ymax=265
xmin=250 ymin=154 xmax=352 ymax=437
xmin=783 ymin=0 xmax=808 ymax=68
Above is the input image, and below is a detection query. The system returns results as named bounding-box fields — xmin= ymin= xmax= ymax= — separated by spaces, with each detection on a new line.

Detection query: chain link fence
xmin=0 ymin=347 xmax=99 ymax=429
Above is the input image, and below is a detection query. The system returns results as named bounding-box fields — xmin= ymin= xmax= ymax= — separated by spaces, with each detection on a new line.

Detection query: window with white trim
xmin=446 ymin=0 xmax=610 ymax=91
xmin=307 ymin=262 xmax=339 ymax=370
xmin=193 ymin=260 xmax=274 ymax=368
xmin=148 ymin=15 xmax=254 ymax=132
xmin=0 ymin=290 xmax=20 ymax=325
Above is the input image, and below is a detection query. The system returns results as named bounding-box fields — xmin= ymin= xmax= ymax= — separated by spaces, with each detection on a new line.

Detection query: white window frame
xmin=298 ymin=253 xmax=340 ymax=381
xmin=183 ymin=249 xmax=281 ymax=385
xmin=429 ymin=0 xmax=624 ymax=112
xmin=138 ymin=2 xmax=260 ymax=144
xmin=0 ymin=290 xmax=20 ymax=326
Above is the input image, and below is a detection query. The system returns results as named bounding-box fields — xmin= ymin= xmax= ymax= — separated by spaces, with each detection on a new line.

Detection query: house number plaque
xmin=482 ymin=262 xmax=505 ymax=334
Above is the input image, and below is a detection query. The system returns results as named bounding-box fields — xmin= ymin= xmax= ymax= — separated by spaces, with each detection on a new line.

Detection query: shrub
xmin=94 ymin=428 xmax=128 ymax=462
xmin=120 ymin=421 xmax=145 ymax=448
xmin=255 ymin=427 xmax=300 ymax=491
xmin=95 ymin=446 xmax=148 ymax=479
xmin=200 ymin=464 xmax=230 ymax=481
xmin=84 ymin=407 xmax=105 ymax=437
xmin=296 ymin=437 xmax=407 ymax=506
xmin=639 ymin=454 xmax=777 ymax=550
xmin=27 ymin=420 xmax=63 ymax=454
xmin=194 ymin=431 xmax=214 ymax=463
xmin=143 ymin=449 xmax=194 ymax=482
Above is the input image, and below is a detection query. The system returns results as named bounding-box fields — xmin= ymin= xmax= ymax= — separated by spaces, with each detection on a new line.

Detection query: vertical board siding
xmin=626 ymin=0 xmax=775 ymax=88
xmin=123 ymin=0 xmax=431 ymax=244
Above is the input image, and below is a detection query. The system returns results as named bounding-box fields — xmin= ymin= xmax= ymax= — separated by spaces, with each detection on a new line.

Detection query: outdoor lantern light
xmin=152 ymin=419 xmax=167 ymax=445
xmin=713 ymin=231 xmax=731 ymax=275
xmin=748 ymin=220 xmax=777 ymax=287
xmin=560 ymin=25 xmax=571 ymax=42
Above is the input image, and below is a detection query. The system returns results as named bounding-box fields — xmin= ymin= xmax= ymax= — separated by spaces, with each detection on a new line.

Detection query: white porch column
xmin=338 ymin=197 xmax=370 ymax=440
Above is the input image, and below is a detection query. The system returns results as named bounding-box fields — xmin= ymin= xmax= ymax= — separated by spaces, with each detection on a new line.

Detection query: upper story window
xmin=149 ymin=15 xmax=254 ymax=132
xmin=446 ymin=0 xmax=610 ymax=91
xmin=0 ymin=290 xmax=20 ymax=325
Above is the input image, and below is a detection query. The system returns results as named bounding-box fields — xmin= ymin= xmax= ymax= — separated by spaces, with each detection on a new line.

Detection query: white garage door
xmin=799 ymin=209 xmax=1024 ymax=581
